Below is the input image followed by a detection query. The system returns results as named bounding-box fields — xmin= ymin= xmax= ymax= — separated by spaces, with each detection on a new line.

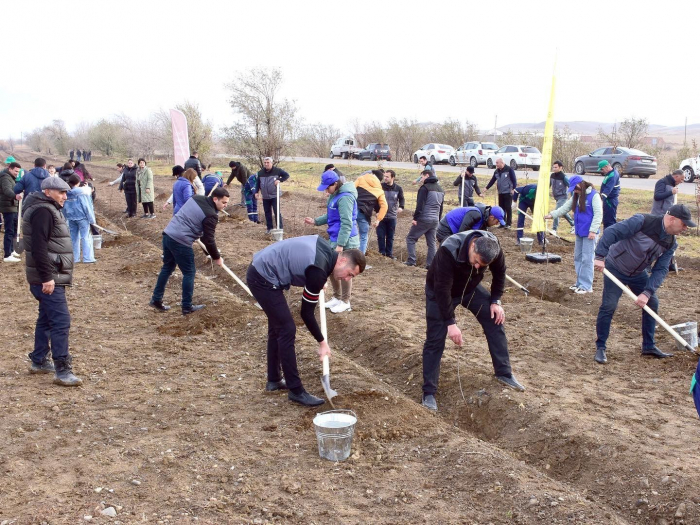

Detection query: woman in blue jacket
xmin=172 ymin=168 xmax=198 ymax=215
xmin=63 ymin=174 xmax=97 ymax=263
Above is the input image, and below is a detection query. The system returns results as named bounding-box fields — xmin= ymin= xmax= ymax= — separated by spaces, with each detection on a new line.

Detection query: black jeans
xmin=498 ymin=193 xmax=512 ymax=226
xmin=125 ymin=191 xmax=137 ymax=217
xmin=247 ymin=265 xmax=303 ymax=392
xmin=2 ymin=211 xmax=17 ymax=257
xmin=142 ymin=202 xmax=154 ymax=214
xmin=376 ymin=217 xmax=396 ymax=257
xmin=422 ymin=284 xmax=512 ymax=396
xmin=262 ymin=198 xmax=283 ymax=231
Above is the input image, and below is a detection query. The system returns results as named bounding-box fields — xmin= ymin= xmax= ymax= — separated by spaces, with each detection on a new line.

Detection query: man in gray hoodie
xmin=405 ymin=170 xmax=444 ymax=267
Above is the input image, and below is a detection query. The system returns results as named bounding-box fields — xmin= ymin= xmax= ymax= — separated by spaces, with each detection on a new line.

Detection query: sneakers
xmin=182 ymin=304 xmax=205 ymax=315
xmin=574 ymin=287 xmax=593 ymax=294
xmin=330 ymin=300 xmax=351 ymax=314
xmin=288 ymin=390 xmax=325 ymax=406
xmin=140 ymin=213 xmax=149 ymax=218
xmin=421 ymin=394 xmax=438 ymax=411
xmin=365 ymin=265 xmax=373 ymax=270
xmin=570 ymin=226 xmax=576 ymax=234
xmin=149 ymin=213 xmax=157 ymax=219
xmin=403 ymin=261 xmax=416 ymax=267
xmin=495 ymin=374 xmax=525 ymax=391
xmin=3 ymin=255 xmax=20 ymax=263
xmin=324 ymin=297 xmax=341 ymax=310
xmin=569 ymin=285 xmax=579 ymax=290
xmin=11 ymin=251 xmax=20 ymax=258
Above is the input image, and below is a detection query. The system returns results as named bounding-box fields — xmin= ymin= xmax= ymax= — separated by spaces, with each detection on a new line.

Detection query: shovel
xmin=516 ymin=208 xmax=573 ymax=244
xmin=603 ymin=267 xmax=695 ymax=353
xmin=319 ymin=290 xmax=338 ymax=407
xmin=13 ymin=196 xmax=24 ymax=255
xmin=92 ymin=223 xmax=119 ymax=236
xmin=505 ymin=274 xmax=529 ymax=295
xmin=195 ymin=239 xmax=262 ymax=309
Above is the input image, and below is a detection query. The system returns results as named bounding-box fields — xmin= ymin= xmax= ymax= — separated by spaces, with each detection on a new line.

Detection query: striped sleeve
xmin=302 ymin=287 xmax=320 ymax=304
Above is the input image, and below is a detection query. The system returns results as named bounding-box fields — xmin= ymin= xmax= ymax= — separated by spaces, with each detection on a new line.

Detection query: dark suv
xmin=355 ymin=143 xmax=391 ymax=161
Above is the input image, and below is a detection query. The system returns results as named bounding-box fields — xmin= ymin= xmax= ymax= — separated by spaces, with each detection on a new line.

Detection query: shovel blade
xmin=321 ymin=373 xmax=337 ymax=402
xmin=14 ymin=237 xmax=24 ymax=254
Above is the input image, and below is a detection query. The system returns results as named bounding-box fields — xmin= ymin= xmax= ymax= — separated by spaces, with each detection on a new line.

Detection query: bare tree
xmin=598 ymin=117 xmax=648 ymax=149
xmin=88 ymin=119 xmax=124 ymax=157
xmin=386 ymin=118 xmax=428 ymax=162
xmin=295 ymin=123 xmax=340 ymax=158
xmin=45 ymin=120 xmax=70 ymax=155
xmin=223 ymin=68 xmax=299 ymax=167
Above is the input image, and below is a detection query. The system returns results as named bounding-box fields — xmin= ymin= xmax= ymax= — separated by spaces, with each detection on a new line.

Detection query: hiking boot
xmin=149 ymin=299 xmax=171 ymax=312
xmin=182 ymin=304 xmax=205 ymax=315
xmin=53 ymin=357 xmax=83 ymax=387
xmin=330 ymin=300 xmax=351 ymax=314
xmin=594 ymin=347 xmax=607 ymax=364
xmin=641 ymin=346 xmax=674 ymax=359
xmin=421 ymin=394 xmax=438 ymax=411
xmin=29 ymin=357 xmax=55 ymax=374
xmin=288 ymin=390 xmax=324 ymax=406
xmin=495 ymin=374 xmax=525 ymax=391
xmin=324 ymin=297 xmax=341 ymax=310
xmin=266 ymin=379 xmax=288 ymax=391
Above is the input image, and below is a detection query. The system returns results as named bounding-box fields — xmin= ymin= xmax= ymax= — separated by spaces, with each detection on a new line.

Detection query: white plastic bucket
xmin=313 ymin=410 xmax=357 ymax=462
xmin=670 ymin=321 xmax=698 ymax=351
xmin=270 ymin=229 xmax=284 ymax=242
xmin=519 ymin=237 xmax=534 ymax=253
xmin=93 ymin=235 xmax=103 ymax=250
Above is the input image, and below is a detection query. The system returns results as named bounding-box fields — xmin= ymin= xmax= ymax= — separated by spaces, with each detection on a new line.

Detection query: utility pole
xmin=684 ymin=117 xmax=687 ymax=146
xmin=493 ymin=115 xmax=497 ymax=142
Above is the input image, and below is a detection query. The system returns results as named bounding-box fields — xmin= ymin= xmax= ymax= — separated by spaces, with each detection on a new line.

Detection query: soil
xmin=2 ymin=152 xmax=700 ymax=524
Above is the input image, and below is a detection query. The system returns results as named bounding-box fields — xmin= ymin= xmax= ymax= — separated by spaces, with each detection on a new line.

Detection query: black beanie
xmin=172 ymin=165 xmax=185 ymax=176
xmin=229 ymin=161 xmax=237 ymax=168
xmin=466 ymin=166 xmax=475 ymax=174
xmin=371 ymin=169 xmax=383 ymax=180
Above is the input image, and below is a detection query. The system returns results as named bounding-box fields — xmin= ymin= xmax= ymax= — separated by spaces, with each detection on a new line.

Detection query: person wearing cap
xmin=377 ymin=169 xmax=404 ymax=258
xmin=405 ymin=170 xmax=444 ymax=267
xmin=150 ymin=187 xmax=230 ymax=315
xmin=14 ymin=158 xmax=50 ymax=197
xmin=22 ymin=177 xmax=82 ymax=386
xmin=354 ymin=169 xmax=388 ymax=254
xmin=651 ymin=169 xmax=684 ymax=216
xmin=226 ymin=161 xmax=251 ymax=206
xmin=592 ymin=204 xmax=694 ymax=364
xmin=453 ymin=166 xmax=482 ymax=206
xmin=304 ymin=170 xmax=359 ymax=313
xmin=546 ymin=175 xmax=602 ymax=294
xmin=550 ymin=160 xmax=574 ymax=233
xmin=484 ymin=158 xmax=517 ymax=227
xmin=421 ymin=230 xmax=525 ymax=411
xmin=436 ymin=204 xmax=506 ymax=243
xmin=512 ymin=183 xmax=544 ymax=245
xmin=1 ymin=162 xmax=22 ymax=262
xmin=256 ymin=157 xmax=290 ymax=233
xmin=599 ymin=160 xmax=621 ymax=228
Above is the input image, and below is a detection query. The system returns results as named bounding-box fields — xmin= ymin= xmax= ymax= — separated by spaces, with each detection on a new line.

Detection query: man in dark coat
xmin=184 ymin=152 xmax=203 ymax=178
xmin=226 ymin=161 xmax=251 ymax=206
xmin=0 ymin=162 xmax=22 ymax=261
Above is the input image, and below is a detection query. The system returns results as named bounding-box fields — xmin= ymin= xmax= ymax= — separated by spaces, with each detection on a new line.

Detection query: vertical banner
xmin=531 ymin=58 xmax=557 ymax=233
xmin=170 ymin=108 xmax=190 ymax=168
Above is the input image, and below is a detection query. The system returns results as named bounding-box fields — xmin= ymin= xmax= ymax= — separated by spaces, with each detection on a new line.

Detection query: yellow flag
xmin=531 ymin=59 xmax=557 ymax=233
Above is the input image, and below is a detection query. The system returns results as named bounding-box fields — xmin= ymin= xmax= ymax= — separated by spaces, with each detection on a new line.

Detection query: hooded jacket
xmin=651 ymin=174 xmax=677 ymax=216
xmin=0 ymin=168 xmax=18 ymax=213
xmin=63 ymin=187 xmax=96 ymax=224
xmin=453 ymin=173 xmax=481 ymax=202
xmin=413 ymin=174 xmax=444 ymax=222
xmin=172 ymin=177 xmax=195 ymax=215
xmin=14 ymin=166 xmax=50 ymax=197
xmin=355 ymin=172 xmax=388 ymax=222
xmin=314 ymin=181 xmax=359 ymax=248
xmin=550 ymin=172 xmax=570 ymax=200
xmin=226 ymin=162 xmax=251 ymax=186
xmin=59 ymin=168 xmax=75 ymax=184
xmin=136 ymin=167 xmax=155 ymax=203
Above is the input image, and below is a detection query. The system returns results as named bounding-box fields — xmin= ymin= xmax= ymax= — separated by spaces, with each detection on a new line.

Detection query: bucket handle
xmin=317 ymin=409 xmax=357 ymax=419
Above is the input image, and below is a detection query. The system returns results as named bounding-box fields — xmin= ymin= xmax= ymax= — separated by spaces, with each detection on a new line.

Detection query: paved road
xmin=284 ymin=156 xmax=698 ymax=196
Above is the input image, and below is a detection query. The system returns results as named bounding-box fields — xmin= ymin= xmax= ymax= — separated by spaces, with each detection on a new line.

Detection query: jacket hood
xmin=424 ymin=175 xmax=439 ymax=185
xmin=28 ymin=167 xmax=50 ymax=180
xmin=336 ymin=181 xmax=358 ymax=198
xmin=358 ymin=172 xmax=382 ymax=189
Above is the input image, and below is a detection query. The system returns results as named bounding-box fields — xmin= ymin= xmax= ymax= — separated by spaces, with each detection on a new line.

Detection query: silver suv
xmin=449 ymin=141 xmax=499 ymax=167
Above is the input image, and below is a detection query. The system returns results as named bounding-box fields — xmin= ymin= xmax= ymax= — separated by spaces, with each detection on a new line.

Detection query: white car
xmin=679 ymin=154 xmax=700 ymax=182
xmin=487 ymin=145 xmax=542 ymax=171
xmin=449 ymin=141 xmax=499 ymax=167
xmin=412 ymin=143 xmax=455 ymax=164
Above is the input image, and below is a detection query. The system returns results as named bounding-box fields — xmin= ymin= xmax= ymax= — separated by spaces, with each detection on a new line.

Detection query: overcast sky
xmin=3 ymin=0 xmax=698 ymax=139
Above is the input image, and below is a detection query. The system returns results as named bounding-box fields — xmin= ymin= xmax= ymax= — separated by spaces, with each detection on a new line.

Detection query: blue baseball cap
xmin=567 ymin=175 xmax=584 ymax=192
xmin=490 ymin=206 xmax=507 ymax=226
xmin=317 ymin=169 xmax=339 ymax=191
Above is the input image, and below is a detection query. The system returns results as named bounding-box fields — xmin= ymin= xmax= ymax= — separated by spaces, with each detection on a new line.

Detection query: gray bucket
xmin=93 ymin=235 xmax=103 ymax=250
xmin=313 ymin=409 xmax=357 ymax=462
xmin=670 ymin=321 xmax=698 ymax=351
xmin=519 ymin=237 xmax=534 ymax=253
xmin=270 ymin=229 xmax=284 ymax=242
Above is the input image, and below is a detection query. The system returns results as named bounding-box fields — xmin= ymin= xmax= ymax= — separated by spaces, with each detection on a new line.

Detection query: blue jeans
xmin=573 ymin=234 xmax=596 ymax=291
xmin=356 ymin=213 xmax=370 ymax=254
xmin=2 ymin=211 xmax=17 ymax=257
xmin=516 ymin=203 xmax=544 ymax=244
xmin=552 ymin=197 xmax=574 ymax=230
xmin=596 ymin=263 xmax=659 ymax=351
xmin=376 ymin=217 xmax=396 ymax=257
xmin=68 ymin=219 xmax=95 ymax=263
xmin=152 ymin=234 xmax=196 ymax=309
xmin=262 ymin=198 xmax=282 ymax=231
xmin=29 ymin=284 xmax=71 ymax=363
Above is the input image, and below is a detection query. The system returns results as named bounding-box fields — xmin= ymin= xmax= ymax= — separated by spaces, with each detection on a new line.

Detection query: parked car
xmin=450 ymin=141 xmax=499 ymax=167
xmin=573 ymin=146 xmax=656 ymax=178
xmin=412 ymin=143 xmax=455 ymax=164
xmin=486 ymin=145 xmax=541 ymax=171
xmin=330 ymin=136 xmax=362 ymax=159
xmin=679 ymin=154 xmax=700 ymax=182
xmin=355 ymin=143 xmax=392 ymax=161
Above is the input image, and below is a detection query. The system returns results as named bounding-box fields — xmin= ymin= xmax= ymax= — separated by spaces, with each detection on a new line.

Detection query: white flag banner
xmin=170 ymin=108 xmax=190 ymax=168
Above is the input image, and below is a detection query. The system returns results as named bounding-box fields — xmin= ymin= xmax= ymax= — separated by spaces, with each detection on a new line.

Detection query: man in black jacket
xmin=421 ymin=231 xmax=524 ymax=411
xmin=453 ymin=166 xmax=482 ymax=206
xmin=184 ymin=152 xmax=203 ymax=178
xmin=484 ymin=158 xmax=517 ymax=227
xmin=651 ymin=170 xmax=684 ymax=216
xmin=256 ymin=157 xmax=290 ymax=233
xmin=378 ymin=170 xmax=404 ymax=258
xmin=23 ymin=177 xmax=82 ymax=386
xmin=0 ymin=162 xmax=22 ymax=262
xmin=405 ymin=170 xmax=444 ymax=267
xmin=226 ymin=161 xmax=251 ymax=206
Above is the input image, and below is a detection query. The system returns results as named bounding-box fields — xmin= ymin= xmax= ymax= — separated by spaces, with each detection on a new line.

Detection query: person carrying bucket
xmin=513 ymin=183 xmax=544 ymax=246
xmin=246 ymin=236 xmax=365 ymax=406
xmin=304 ymin=169 xmax=360 ymax=314
xmin=592 ymin=204 xmax=695 ymax=364
xmin=420 ymin=230 xmax=525 ymax=411
xmin=436 ymin=204 xmax=506 ymax=243
xmin=256 ymin=157 xmax=289 ymax=233
xmin=546 ymin=175 xmax=602 ymax=294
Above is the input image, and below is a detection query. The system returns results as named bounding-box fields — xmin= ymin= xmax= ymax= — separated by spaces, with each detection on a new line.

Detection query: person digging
xmin=421 ymin=230 xmax=524 ymax=411
xmin=246 ymin=235 xmax=365 ymax=406
xmin=593 ymin=204 xmax=694 ymax=364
